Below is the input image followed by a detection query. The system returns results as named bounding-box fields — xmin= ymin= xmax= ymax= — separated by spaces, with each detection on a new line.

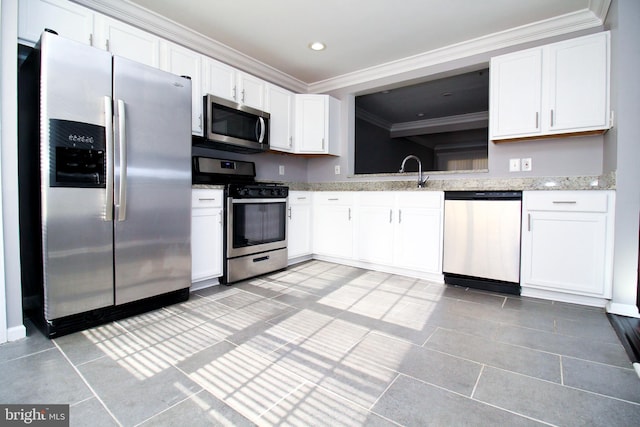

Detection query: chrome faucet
xmin=399 ymin=155 xmax=429 ymax=188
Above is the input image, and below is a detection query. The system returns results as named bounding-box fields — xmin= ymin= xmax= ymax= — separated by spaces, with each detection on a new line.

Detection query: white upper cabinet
xmin=294 ymin=94 xmax=340 ymax=155
xmin=546 ymin=34 xmax=610 ymax=133
xmin=203 ymin=58 xmax=265 ymax=110
xmin=266 ymin=84 xmax=295 ymax=152
xmin=489 ymin=49 xmax=543 ymax=138
xmin=161 ymin=41 xmax=203 ymax=135
xmin=94 ymin=15 xmax=161 ymax=68
xmin=490 ymin=31 xmax=610 ymax=141
xmin=19 ymin=0 xmax=94 ymax=46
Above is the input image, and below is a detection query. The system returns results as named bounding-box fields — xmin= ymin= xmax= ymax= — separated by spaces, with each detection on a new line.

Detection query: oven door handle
xmin=231 ymin=198 xmax=288 ymax=204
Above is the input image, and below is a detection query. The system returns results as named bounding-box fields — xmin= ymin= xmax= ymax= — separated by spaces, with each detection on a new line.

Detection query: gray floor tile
xmin=215 ymin=289 xmax=266 ymax=309
xmin=562 ymin=356 xmax=640 ymax=403
xmin=267 ymin=337 xmax=398 ymax=408
xmin=0 ymin=348 xmax=93 ymax=404
xmin=259 ymin=382 xmax=395 ymax=426
xmin=77 ymin=354 xmax=201 ymax=426
xmin=139 ymin=390 xmax=254 ymax=427
xmin=268 ymin=308 xmax=369 ymax=352
xmin=494 ymin=323 xmax=631 ymax=367
xmin=555 ymin=316 xmax=621 ymax=344
xmin=177 ymin=340 xmax=305 ymax=423
xmin=54 ymin=322 xmax=137 ymax=366
xmin=70 ymin=398 xmax=119 ymax=427
xmin=163 ymin=294 xmax=237 ymax=325
xmin=226 ymin=321 xmax=302 ymax=356
xmin=372 ymin=374 xmax=544 ymax=426
xmin=0 ymin=323 xmax=55 ymax=363
xmin=474 ymin=366 xmax=640 ymax=426
xmin=425 ymin=328 xmax=562 ymax=382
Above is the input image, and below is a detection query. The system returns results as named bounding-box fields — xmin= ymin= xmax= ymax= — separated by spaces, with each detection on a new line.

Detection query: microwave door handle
xmin=257 ymin=117 xmax=266 ymax=143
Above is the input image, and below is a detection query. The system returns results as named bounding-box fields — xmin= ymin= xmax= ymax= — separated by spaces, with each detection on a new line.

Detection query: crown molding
xmin=390 ymin=111 xmax=489 ymax=137
xmin=308 ymin=8 xmax=607 ymax=94
xmin=355 ymin=107 xmax=392 ymax=130
xmin=71 ymin=0 xmax=609 ymax=96
xmin=71 ymin=0 xmax=307 ymax=93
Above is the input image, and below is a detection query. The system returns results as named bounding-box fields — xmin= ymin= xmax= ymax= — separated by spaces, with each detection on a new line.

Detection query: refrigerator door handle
xmin=117 ymin=99 xmax=127 ymax=221
xmin=104 ymin=96 xmax=114 ymax=221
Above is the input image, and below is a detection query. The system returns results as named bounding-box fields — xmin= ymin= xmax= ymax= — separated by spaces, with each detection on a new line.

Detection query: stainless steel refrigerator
xmin=19 ymin=31 xmax=192 ymax=337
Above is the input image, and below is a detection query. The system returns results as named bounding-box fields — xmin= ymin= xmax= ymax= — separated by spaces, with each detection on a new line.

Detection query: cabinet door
xmin=547 ymin=33 xmax=609 ymax=132
xmin=295 ymin=95 xmax=327 ymax=153
xmin=288 ymin=193 xmax=312 ymax=259
xmin=394 ymin=192 xmax=443 ymax=274
xmin=162 ymin=42 xmax=203 ymax=135
xmin=521 ymin=211 xmax=609 ymax=297
xmin=191 ymin=190 xmax=223 ymax=282
xmin=238 ymin=73 xmax=265 ymax=110
xmin=19 ymin=0 xmax=94 ymax=45
xmin=313 ymin=194 xmax=353 ymax=259
xmin=356 ymin=193 xmax=395 ymax=265
xmin=490 ymin=48 xmax=543 ymax=139
xmin=203 ymin=58 xmax=236 ymax=101
xmin=266 ymin=84 xmax=294 ymax=152
xmin=95 ymin=16 xmax=160 ymax=67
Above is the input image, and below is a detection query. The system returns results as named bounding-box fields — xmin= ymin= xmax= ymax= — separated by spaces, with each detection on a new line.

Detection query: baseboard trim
xmin=7 ymin=324 xmax=27 ymax=341
xmin=606 ymin=302 xmax=640 ymax=318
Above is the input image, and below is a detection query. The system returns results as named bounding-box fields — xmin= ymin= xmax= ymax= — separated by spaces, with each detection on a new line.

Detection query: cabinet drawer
xmin=524 ymin=191 xmax=610 ymax=213
xmin=289 ymin=191 xmax=311 ymax=205
xmin=314 ymin=192 xmax=354 ymax=204
xmin=192 ymin=189 xmax=223 ymax=208
xmin=396 ymin=191 xmax=443 ymax=209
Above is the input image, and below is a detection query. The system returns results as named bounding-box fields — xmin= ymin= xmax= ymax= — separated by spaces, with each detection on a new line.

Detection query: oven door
xmin=227 ymin=197 xmax=287 ymax=258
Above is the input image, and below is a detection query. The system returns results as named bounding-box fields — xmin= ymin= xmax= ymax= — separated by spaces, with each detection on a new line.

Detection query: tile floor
xmin=1 ymin=260 xmax=640 ymax=426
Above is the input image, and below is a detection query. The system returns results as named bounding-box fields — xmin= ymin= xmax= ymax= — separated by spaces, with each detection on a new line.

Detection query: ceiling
xmin=125 ymin=0 xmax=604 ymax=85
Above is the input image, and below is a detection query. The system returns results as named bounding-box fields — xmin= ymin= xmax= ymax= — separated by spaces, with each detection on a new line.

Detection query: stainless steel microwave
xmin=203 ymin=94 xmax=270 ymax=153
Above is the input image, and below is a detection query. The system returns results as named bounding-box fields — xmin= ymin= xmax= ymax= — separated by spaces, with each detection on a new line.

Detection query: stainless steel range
xmin=193 ymin=156 xmax=288 ymax=283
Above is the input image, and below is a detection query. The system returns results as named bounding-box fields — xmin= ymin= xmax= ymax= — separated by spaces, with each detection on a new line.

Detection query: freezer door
xmin=39 ymin=32 xmax=115 ymax=320
xmin=113 ymin=56 xmax=192 ymax=305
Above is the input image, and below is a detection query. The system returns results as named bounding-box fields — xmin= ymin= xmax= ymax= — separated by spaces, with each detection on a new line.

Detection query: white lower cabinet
xmin=355 ymin=192 xmax=443 ymax=275
xmin=287 ymin=191 xmax=312 ymax=259
xmin=191 ymin=189 xmax=223 ymax=285
xmin=520 ymin=191 xmax=615 ymax=304
xmin=312 ymin=192 xmax=354 ymax=259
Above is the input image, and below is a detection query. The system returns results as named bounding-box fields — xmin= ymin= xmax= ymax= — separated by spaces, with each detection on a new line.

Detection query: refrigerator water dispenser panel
xmin=49 ymin=119 xmax=105 ymax=187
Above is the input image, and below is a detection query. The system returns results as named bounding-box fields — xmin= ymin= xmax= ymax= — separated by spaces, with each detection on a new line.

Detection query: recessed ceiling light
xmin=417 ymin=113 xmax=425 ymax=117
xmin=441 ymin=92 xmax=453 ymax=97
xmin=309 ymin=42 xmax=326 ymax=51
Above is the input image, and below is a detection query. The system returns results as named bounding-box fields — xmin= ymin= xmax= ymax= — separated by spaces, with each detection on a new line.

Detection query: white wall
xmin=1 ymin=0 xmax=25 ymax=341
xmin=605 ymin=0 xmax=640 ymax=317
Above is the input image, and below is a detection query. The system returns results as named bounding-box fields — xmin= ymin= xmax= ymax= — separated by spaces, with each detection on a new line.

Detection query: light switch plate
xmin=335 ymin=165 xmax=341 ymax=175
xmin=509 ymin=158 xmax=521 ymax=172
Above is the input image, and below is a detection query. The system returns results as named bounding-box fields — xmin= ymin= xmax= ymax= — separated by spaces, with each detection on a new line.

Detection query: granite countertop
xmin=193 ymin=172 xmax=615 ymax=192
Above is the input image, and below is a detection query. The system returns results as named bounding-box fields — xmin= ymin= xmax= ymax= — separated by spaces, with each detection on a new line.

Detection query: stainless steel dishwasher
xmin=443 ymin=191 xmax=522 ymax=295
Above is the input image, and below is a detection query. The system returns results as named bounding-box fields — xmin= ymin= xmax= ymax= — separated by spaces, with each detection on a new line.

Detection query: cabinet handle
xmin=535 ymin=112 xmax=539 ymax=129
xmin=105 ymin=39 xmax=110 ymax=51
xmin=398 ymin=209 xmax=402 ymax=224
xmin=550 ymin=109 xmax=554 ymax=127
xmin=89 ymin=33 xmax=93 ymax=46
xmin=552 ymin=201 xmax=577 ymax=204
xmin=297 ymin=197 xmax=307 ymax=200
xmin=288 ymin=206 xmax=292 ymax=219
xmin=328 ymin=198 xmax=339 ymax=201
xmin=219 ymin=211 xmax=223 ymax=225
xmin=198 ymin=198 xmax=217 ymax=202
xmin=389 ymin=209 xmax=393 ymax=223
xmin=199 ymin=114 xmax=202 ymax=130
xmin=289 ymin=136 xmax=293 ymax=148
xmin=233 ymin=86 xmax=237 ymax=100
xmin=322 ymin=138 xmax=325 ymax=150
xmin=242 ymin=89 xmax=246 ymax=103
xmin=348 ymin=208 xmax=351 ymax=221
xmin=527 ymin=213 xmax=531 ymax=232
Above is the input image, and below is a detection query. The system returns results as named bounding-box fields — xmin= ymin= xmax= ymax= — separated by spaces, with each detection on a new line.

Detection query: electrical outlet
xmin=278 ymin=165 xmax=285 ymax=175
xmin=334 ymin=165 xmax=341 ymax=175
xmin=522 ymin=158 xmax=532 ymax=172
xmin=509 ymin=158 xmax=521 ymax=172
